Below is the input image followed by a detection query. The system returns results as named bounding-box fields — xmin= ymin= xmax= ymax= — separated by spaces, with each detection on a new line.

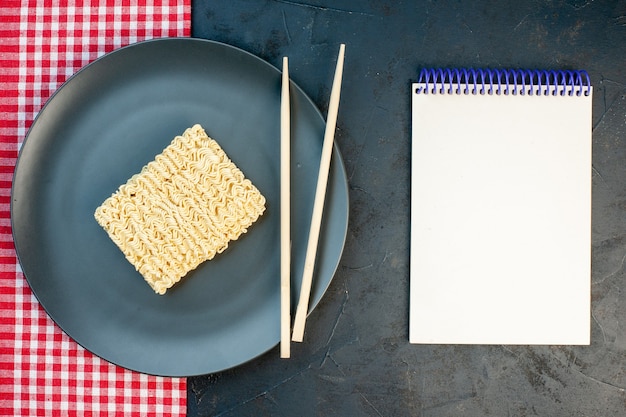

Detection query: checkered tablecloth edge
xmin=0 ymin=1 xmax=191 ymax=415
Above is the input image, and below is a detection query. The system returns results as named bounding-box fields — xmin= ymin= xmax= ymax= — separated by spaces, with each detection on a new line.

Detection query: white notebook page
xmin=410 ymin=82 xmax=592 ymax=345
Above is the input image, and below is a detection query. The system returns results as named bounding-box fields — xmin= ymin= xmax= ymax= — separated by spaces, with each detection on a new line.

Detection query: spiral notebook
xmin=410 ymin=68 xmax=592 ymax=345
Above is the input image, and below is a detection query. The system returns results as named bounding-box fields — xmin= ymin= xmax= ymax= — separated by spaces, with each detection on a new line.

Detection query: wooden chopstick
xmin=280 ymin=56 xmax=291 ymax=358
xmin=292 ymin=44 xmax=345 ymax=343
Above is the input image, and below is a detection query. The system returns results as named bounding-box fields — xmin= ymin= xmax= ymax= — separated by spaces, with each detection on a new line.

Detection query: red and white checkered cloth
xmin=0 ymin=1 xmax=190 ymax=415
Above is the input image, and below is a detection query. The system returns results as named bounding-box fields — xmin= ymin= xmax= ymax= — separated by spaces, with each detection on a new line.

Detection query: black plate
xmin=11 ymin=38 xmax=349 ymax=376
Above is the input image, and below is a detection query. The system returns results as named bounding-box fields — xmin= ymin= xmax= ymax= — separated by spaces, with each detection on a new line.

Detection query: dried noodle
xmin=94 ymin=124 xmax=266 ymax=294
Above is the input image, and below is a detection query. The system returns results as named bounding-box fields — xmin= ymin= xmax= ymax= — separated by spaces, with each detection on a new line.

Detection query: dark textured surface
xmin=189 ymin=1 xmax=626 ymax=416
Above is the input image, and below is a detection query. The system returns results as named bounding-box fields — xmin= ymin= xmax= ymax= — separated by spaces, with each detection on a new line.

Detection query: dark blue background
xmin=188 ymin=1 xmax=626 ymax=416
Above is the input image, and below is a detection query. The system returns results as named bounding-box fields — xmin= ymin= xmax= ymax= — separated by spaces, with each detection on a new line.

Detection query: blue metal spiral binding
xmin=416 ymin=68 xmax=591 ymax=97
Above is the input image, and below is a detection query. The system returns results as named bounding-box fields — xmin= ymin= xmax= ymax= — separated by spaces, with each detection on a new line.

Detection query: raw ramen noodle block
xmin=94 ymin=124 xmax=266 ymax=294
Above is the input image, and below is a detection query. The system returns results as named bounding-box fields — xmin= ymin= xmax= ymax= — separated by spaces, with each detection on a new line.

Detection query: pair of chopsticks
xmin=280 ymin=44 xmax=346 ymax=358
